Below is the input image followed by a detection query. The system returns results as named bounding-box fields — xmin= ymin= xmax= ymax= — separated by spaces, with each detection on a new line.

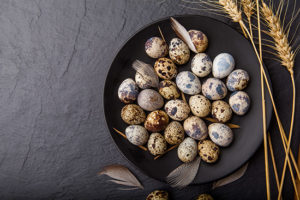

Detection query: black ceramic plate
xmin=104 ymin=15 xmax=272 ymax=184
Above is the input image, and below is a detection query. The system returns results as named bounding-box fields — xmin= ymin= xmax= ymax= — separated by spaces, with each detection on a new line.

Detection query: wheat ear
xmin=241 ymin=0 xmax=255 ymax=37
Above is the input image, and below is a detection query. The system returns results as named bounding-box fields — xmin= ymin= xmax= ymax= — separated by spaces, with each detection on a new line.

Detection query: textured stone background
xmin=0 ymin=0 xmax=299 ymax=199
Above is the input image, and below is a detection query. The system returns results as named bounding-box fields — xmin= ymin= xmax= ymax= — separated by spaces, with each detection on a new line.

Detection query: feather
xmin=132 ymin=60 xmax=159 ymax=88
xmin=98 ymin=164 xmax=144 ymax=190
xmin=170 ymin=17 xmax=198 ymax=53
xmin=166 ymin=156 xmax=201 ymax=189
xmin=212 ymin=163 xmax=248 ymax=189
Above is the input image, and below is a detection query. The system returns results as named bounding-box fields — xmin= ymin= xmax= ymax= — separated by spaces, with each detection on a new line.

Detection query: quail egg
xmin=118 ymin=78 xmax=139 ymax=104
xmin=169 ymin=38 xmax=190 ymax=65
xmin=125 ymin=125 xmax=149 ymax=146
xmin=198 ymin=140 xmax=220 ymax=163
xmin=121 ymin=104 xmax=146 ymax=125
xmin=226 ymin=69 xmax=250 ymax=91
xmin=137 ymin=89 xmax=164 ymax=111
xmin=208 ymin=123 xmax=233 ymax=147
xmin=135 ymin=72 xmax=152 ymax=89
xmin=164 ymin=121 xmax=185 ymax=145
xmin=164 ymin=99 xmax=190 ymax=121
xmin=147 ymin=133 xmax=167 ymax=156
xmin=176 ymin=71 xmax=201 ymax=95
xmin=211 ymin=100 xmax=232 ymax=123
xmin=145 ymin=37 xmax=168 ymax=58
xmin=177 ymin=137 xmax=198 ymax=163
xmin=191 ymin=53 xmax=212 ymax=77
xmin=188 ymin=30 xmax=208 ymax=53
xmin=202 ymin=78 xmax=227 ymax=100
xmin=158 ymin=80 xmax=180 ymax=100
xmin=144 ymin=110 xmax=169 ymax=132
xmin=229 ymin=91 xmax=251 ymax=115
xmin=146 ymin=190 xmax=169 ymax=200
xmin=189 ymin=95 xmax=211 ymax=117
xmin=212 ymin=53 xmax=235 ymax=78
xmin=154 ymin=58 xmax=177 ymax=80
xmin=184 ymin=116 xmax=208 ymax=140
xmin=196 ymin=194 xmax=214 ymax=200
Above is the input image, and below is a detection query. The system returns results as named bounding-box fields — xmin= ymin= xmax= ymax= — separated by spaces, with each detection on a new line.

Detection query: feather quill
xmin=166 ymin=156 xmax=201 ymax=189
xmin=170 ymin=17 xmax=198 ymax=53
xmin=98 ymin=164 xmax=144 ymax=190
xmin=132 ymin=60 xmax=159 ymax=88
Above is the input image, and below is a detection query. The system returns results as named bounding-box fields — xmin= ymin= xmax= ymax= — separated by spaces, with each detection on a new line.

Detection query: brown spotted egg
xmin=125 ymin=125 xmax=149 ymax=146
xmin=226 ymin=69 xmax=250 ymax=91
xmin=147 ymin=133 xmax=167 ymax=156
xmin=188 ymin=30 xmax=208 ymax=53
xmin=189 ymin=95 xmax=211 ymax=117
xmin=208 ymin=123 xmax=233 ymax=147
xmin=154 ymin=58 xmax=177 ymax=80
xmin=191 ymin=53 xmax=212 ymax=77
xmin=145 ymin=37 xmax=168 ymax=58
xmin=137 ymin=89 xmax=164 ymax=111
xmin=158 ymin=80 xmax=180 ymax=100
xmin=202 ymin=78 xmax=227 ymax=100
xmin=177 ymin=137 xmax=198 ymax=163
xmin=144 ymin=110 xmax=169 ymax=132
xmin=211 ymin=100 xmax=232 ymax=123
xmin=169 ymin=38 xmax=190 ymax=65
xmin=164 ymin=99 xmax=190 ymax=121
xmin=118 ymin=78 xmax=139 ymax=104
xmin=198 ymin=140 xmax=220 ymax=163
xmin=176 ymin=71 xmax=201 ymax=95
xmin=121 ymin=104 xmax=146 ymax=125
xmin=164 ymin=121 xmax=185 ymax=145
xmin=184 ymin=116 xmax=208 ymax=140
xmin=146 ymin=190 xmax=169 ymax=200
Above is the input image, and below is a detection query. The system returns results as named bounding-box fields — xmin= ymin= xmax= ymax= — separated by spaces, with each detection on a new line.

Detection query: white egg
xmin=213 ymin=53 xmax=235 ymax=78
xmin=208 ymin=123 xmax=233 ymax=147
xmin=176 ymin=71 xmax=201 ymax=95
xmin=125 ymin=125 xmax=149 ymax=146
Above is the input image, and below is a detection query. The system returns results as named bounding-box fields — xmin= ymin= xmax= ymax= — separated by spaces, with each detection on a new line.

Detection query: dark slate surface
xmin=0 ymin=0 xmax=299 ymax=199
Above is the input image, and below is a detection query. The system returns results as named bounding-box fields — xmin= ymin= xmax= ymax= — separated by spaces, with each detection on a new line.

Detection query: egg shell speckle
xmin=202 ymin=78 xmax=227 ymax=100
xmin=198 ymin=140 xmax=220 ymax=163
xmin=189 ymin=95 xmax=211 ymax=117
xmin=135 ymin=72 xmax=152 ymax=89
xmin=144 ymin=110 xmax=169 ymax=132
xmin=158 ymin=80 xmax=180 ymax=100
xmin=121 ymin=104 xmax=146 ymax=125
xmin=226 ymin=69 xmax=250 ymax=91
xmin=145 ymin=37 xmax=168 ymax=58
xmin=176 ymin=71 xmax=201 ymax=95
xmin=213 ymin=53 xmax=235 ymax=79
xmin=169 ymin=38 xmax=190 ymax=65
xmin=188 ymin=30 xmax=208 ymax=53
xmin=137 ymin=89 xmax=164 ymax=111
xmin=211 ymin=100 xmax=232 ymax=123
xmin=154 ymin=58 xmax=177 ymax=80
xmin=177 ymin=137 xmax=198 ymax=163
xmin=118 ymin=78 xmax=139 ymax=104
xmin=229 ymin=91 xmax=251 ymax=115
xmin=184 ymin=116 xmax=208 ymax=140
xmin=164 ymin=99 xmax=190 ymax=121
xmin=208 ymin=123 xmax=233 ymax=147
xmin=146 ymin=190 xmax=169 ymax=200
xmin=191 ymin=53 xmax=212 ymax=77
xmin=125 ymin=125 xmax=149 ymax=146
xmin=147 ymin=133 xmax=167 ymax=156
xmin=196 ymin=194 xmax=214 ymax=200
xmin=164 ymin=121 xmax=185 ymax=145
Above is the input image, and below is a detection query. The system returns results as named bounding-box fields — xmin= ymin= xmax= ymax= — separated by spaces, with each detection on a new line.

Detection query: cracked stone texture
xmin=0 ymin=0 xmax=299 ymax=199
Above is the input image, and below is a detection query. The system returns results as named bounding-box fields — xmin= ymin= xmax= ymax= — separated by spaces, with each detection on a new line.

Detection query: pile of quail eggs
xmin=117 ymin=26 xmax=251 ymax=165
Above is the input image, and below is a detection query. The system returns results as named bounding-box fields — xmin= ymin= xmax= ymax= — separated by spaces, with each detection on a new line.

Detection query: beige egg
xmin=198 ymin=140 xmax=220 ymax=163
xmin=211 ymin=100 xmax=232 ymax=123
xmin=164 ymin=121 xmax=185 ymax=145
xmin=137 ymin=89 xmax=164 ymax=111
xmin=125 ymin=125 xmax=149 ymax=146
xmin=158 ymin=80 xmax=180 ymax=100
xmin=147 ymin=133 xmax=167 ymax=156
xmin=144 ymin=110 xmax=169 ymax=132
xmin=189 ymin=95 xmax=211 ymax=117
xmin=154 ymin=58 xmax=177 ymax=80
xmin=145 ymin=37 xmax=168 ymax=59
xmin=135 ymin=72 xmax=152 ymax=89
xmin=184 ymin=116 xmax=208 ymax=140
xmin=121 ymin=104 xmax=146 ymax=125
xmin=146 ymin=190 xmax=169 ymax=200
xmin=177 ymin=137 xmax=198 ymax=162
xmin=169 ymin=38 xmax=190 ymax=65
xmin=188 ymin=30 xmax=208 ymax=53
xmin=164 ymin=99 xmax=190 ymax=121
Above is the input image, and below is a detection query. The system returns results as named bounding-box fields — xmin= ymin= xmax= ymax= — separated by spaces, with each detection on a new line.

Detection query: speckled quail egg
xmin=144 ymin=110 xmax=169 ymax=132
xmin=121 ymin=104 xmax=146 ymax=125
xmin=176 ymin=71 xmax=201 ymax=95
xmin=146 ymin=190 xmax=169 ymax=200
xmin=118 ymin=78 xmax=139 ymax=104
xmin=198 ymin=140 xmax=220 ymax=163
xmin=212 ymin=53 xmax=235 ymax=79
xmin=135 ymin=72 xmax=152 ymax=89
xmin=158 ymin=80 xmax=180 ymax=100
xmin=137 ymin=89 xmax=164 ymax=111
xmin=211 ymin=100 xmax=232 ymax=123
xmin=177 ymin=137 xmax=198 ymax=163
xmin=169 ymin=38 xmax=190 ymax=65
xmin=147 ymin=133 xmax=167 ymax=156
xmin=164 ymin=99 xmax=190 ymax=121
xmin=196 ymin=194 xmax=214 ymax=200
xmin=189 ymin=95 xmax=211 ymax=117
xmin=125 ymin=125 xmax=149 ymax=146
xmin=191 ymin=53 xmax=212 ymax=77
xmin=202 ymin=78 xmax=227 ymax=100
xmin=184 ymin=116 xmax=208 ymax=140
xmin=145 ymin=37 xmax=168 ymax=59
xmin=229 ymin=91 xmax=251 ymax=115
xmin=164 ymin=121 xmax=185 ymax=145
xmin=188 ymin=30 xmax=208 ymax=53
xmin=154 ymin=58 xmax=177 ymax=80
xmin=226 ymin=69 xmax=250 ymax=91
xmin=208 ymin=123 xmax=233 ymax=147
